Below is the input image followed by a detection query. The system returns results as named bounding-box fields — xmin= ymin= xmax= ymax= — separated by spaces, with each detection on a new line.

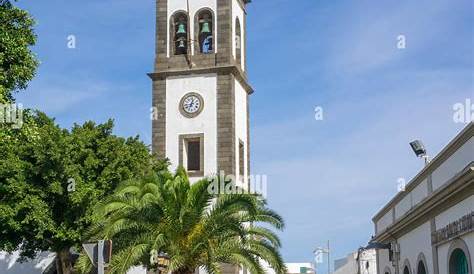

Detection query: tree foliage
xmin=78 ymin=168 xmax=286 ymax=274
xmin=0 ymin=111 xmax=164 ymax=273
xmin=0 ymin=0 xmax=39 ymax=103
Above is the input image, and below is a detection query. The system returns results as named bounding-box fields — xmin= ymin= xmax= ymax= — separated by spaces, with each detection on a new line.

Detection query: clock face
xmin=180 ymin=93 xmax=204 ymax=117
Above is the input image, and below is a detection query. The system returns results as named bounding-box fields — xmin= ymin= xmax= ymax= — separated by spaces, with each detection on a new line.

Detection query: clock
xmin=180 ymin=92 xmax=204 ymax=118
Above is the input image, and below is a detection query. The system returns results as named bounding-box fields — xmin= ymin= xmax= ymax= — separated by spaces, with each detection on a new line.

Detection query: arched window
xmin=449 ymin=249 xmax=469 ymax=274
xmin=417 ymin=261 xmax=427 ymax=274
xmin=235 ymin=18 xmax=242 ymax=65
xmin=196 ymin=9 xmax=214 ymax=54
xmin=404 ymin=266 xmax=410 ymax=274
xmin=171 ymin=11 xmax=188 ymax=55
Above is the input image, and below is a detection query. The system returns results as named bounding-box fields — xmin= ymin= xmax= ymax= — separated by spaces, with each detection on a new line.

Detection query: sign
xmin=82 ymin=240 xmax=113 ymax=267
xmin=432 ymin=212 xmax=474 ymax=245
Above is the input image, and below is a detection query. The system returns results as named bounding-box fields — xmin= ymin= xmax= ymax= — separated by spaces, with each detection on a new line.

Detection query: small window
xmin=187 ymin=140 xmax=200 ymax=171
xmin=239 ymin=141 xmax=245 ymax=177
xmin=179 ymin=134 xmax=204 ymax=177
xmin=417 ymin=261 xmax=426 ymax=274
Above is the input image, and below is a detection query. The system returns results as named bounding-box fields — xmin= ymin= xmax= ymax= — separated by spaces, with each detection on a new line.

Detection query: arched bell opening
xmin=195 ymin=9 xmax=214 ymax=54
xmin=170 ymin=11 xmax=189 ymax=55
xmin=235 ymin=18 xmax=242 ymax=66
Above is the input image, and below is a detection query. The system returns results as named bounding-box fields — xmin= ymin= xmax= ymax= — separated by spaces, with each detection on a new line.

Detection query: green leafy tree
xmin=0 ymin=111 xmax=164 ymax=274
xmin=0 ymin=0 xmax=39 ymax=103
xmin=78 ymin=168 xmax=286 ymax=274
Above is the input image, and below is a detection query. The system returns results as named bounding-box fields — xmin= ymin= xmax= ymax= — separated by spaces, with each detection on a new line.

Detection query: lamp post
xmin=150 ymin=250 xmax=170 ymax=274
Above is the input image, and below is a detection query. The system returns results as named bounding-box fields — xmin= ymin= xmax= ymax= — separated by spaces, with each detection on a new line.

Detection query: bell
xmin=178 ymin=39 xmax=186 ymax=48
xmin=201 ymin=22 xmax=211 ymax=34
xmin=177 ymin=23 xmax=186 ymax=34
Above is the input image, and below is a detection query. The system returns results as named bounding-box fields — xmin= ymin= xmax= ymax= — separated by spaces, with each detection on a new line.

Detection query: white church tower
xmin=150 ymin=0 xmax=253 ymax=189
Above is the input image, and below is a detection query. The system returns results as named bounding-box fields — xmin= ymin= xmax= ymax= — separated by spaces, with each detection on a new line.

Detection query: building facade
xmin=333 ymin=249 xmax=376 ymax=274
xmin=150 ymin=0 xmax=253 ymax=191
xmin=372 ymin=123 xmax=473 ymax=274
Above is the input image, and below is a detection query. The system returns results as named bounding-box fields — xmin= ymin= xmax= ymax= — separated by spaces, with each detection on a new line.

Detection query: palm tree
xmin=76 ymin=168 xmax=286 ymax=274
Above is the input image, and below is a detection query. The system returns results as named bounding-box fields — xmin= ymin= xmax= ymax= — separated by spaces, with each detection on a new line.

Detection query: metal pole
xmin=327 ymin=240 xmax=330 ymax=274
xmin=98 ymin=240 xmax=104 ymax=274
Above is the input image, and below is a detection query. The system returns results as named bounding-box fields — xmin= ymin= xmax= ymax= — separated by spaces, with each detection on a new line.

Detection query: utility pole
xmin=314 ymin=242 xmax=331 ymax=274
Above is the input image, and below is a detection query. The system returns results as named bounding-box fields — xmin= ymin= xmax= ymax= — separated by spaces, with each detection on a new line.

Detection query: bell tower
xmin=150 ymin=0 xmax=253 ymax=187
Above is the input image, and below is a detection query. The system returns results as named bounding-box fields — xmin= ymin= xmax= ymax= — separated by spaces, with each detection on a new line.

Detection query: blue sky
xmin=15 ymin=0 xmax=473 ymax=271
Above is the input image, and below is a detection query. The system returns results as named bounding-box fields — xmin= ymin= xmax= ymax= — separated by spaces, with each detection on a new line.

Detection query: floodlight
xmin=410 ymin=140 xmax=427 ymax=157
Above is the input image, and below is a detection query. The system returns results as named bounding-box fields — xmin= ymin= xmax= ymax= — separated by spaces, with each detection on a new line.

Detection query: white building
xmin=261 ymin=261 xmax=315 ymax=274
xmin=285 ymin=263 xmax=316 ymax=274
xmin=333 ymin=249 xmax=376 ymax=274
xmin=372 ymin=122 xmax=473 ymax=274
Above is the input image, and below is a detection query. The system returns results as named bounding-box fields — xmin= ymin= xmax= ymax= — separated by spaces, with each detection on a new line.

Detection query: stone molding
xmin=148 ymin=64 xmax=253 ymax=94
xmin=373 ymin=164 xmax=474 ymax=243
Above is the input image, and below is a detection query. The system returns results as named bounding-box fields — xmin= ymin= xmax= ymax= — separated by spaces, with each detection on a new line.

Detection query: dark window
xmin=403 ymin=266 xmax=410 ymax=274
xmin=239 ymin=141 xmax=244 ymax=177
xmin=187 ymin=140 xmax=200 ymax=171
xmin=449 ymin=249 xmax=469 ymax=274
xmin=417 ymin=261 xmax=426 ymax=274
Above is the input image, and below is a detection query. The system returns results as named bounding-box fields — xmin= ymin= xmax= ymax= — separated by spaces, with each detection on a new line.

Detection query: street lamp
xmin=150 ymin=250 xmax=170 ymax=274
xmin=410 ymin=140 xmax=430 ymax=164
xmin=157 ymin=252 xmax=171 ymax=272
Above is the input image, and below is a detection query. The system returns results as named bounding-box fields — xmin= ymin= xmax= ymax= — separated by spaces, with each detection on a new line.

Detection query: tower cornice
xmin=148 ymin=64 xmax=254 ymax=94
